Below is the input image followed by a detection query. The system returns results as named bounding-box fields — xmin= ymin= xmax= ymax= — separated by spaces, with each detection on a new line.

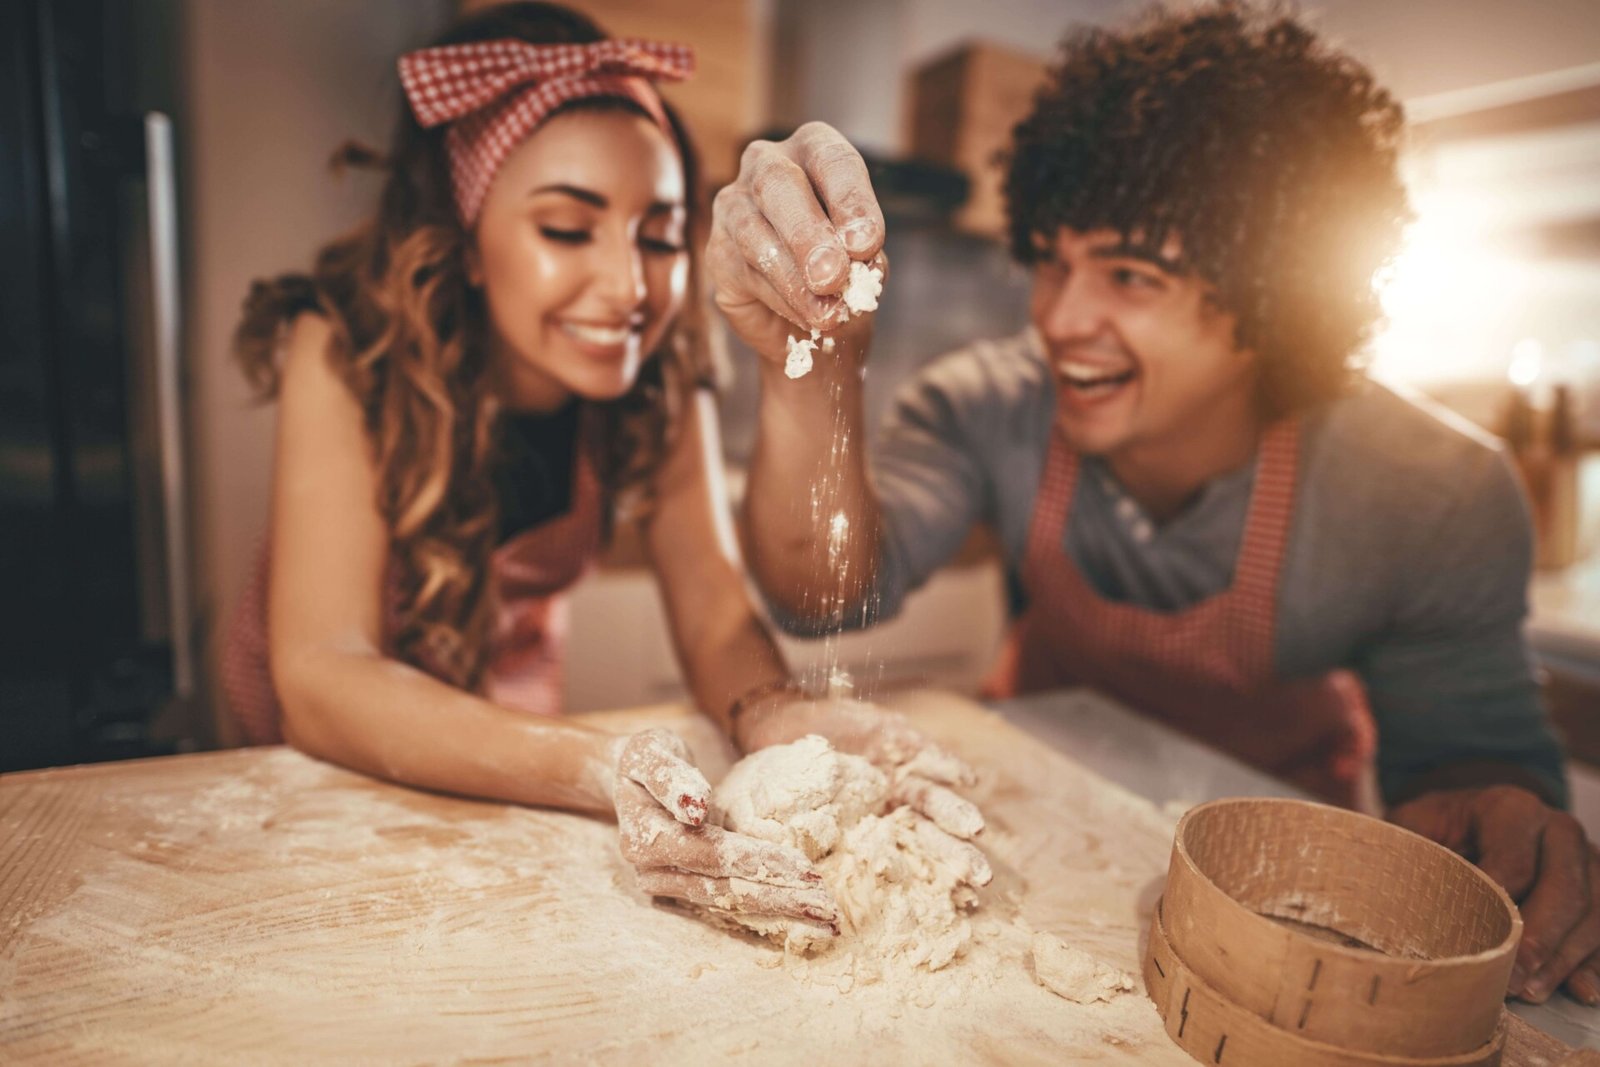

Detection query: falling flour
xmin=783 ymin=260 xmax=883 ymax=380
xmin=707 ymin=736 xmax=985 ymax=975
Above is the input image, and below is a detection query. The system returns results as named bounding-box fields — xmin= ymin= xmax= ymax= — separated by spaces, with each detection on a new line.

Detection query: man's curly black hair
xmin=1003 ymin=2 xmax=1413 ymax=415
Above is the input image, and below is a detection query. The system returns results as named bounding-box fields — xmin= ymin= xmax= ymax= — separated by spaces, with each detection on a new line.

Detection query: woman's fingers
xmin=617 ymin=793 xmax=822 ymax=889
xmin=635 ymin=868 xmax=840 ymax=929
xmin=616 ymin=728 xmax=709 ymax=827
xmin=893 ymin=774 xmax=985 ymax=840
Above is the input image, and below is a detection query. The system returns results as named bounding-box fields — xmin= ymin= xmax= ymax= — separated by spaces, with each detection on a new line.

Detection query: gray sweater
xmin=792 ymin=329 xmax=1566 ymax=804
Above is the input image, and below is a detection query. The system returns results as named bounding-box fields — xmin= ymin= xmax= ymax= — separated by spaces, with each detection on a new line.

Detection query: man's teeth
xmin=1059 ymin=360 xmax=1136 ymax=386
xmin=562 ymin=321 xmax=632 ymax=345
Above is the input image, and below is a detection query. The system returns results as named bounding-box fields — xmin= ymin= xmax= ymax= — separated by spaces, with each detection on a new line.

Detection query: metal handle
xmin=144 ymin=111 xmax=194 ymax=699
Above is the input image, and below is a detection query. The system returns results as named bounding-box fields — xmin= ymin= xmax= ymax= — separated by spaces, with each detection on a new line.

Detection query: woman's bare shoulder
xmin=281 ymin=310 xmax=336 ymax=374
xmin=276 ymin=310 xmax=369 ymax=440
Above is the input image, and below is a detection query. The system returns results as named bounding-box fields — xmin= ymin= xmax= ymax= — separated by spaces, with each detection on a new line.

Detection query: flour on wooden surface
xmin=1031 ymin=932 xmax=1136 ymax=1003
xmin=4 ymin=702 xmax=1182 ymax=1063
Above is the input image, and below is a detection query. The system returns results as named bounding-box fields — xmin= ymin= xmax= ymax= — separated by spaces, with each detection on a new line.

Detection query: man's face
xmin=1029 ymin=227 xmax=1261 ymax=458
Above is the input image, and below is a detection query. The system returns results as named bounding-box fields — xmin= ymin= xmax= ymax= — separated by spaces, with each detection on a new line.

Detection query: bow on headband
xmin=398 ymin=38 xmax=696 ymax=223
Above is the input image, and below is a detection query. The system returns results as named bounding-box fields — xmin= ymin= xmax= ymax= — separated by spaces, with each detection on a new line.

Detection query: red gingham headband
xmin=398 ymin=38 xmax=695 ymax=224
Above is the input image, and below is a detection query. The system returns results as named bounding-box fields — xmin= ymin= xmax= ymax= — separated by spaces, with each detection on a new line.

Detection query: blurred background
xmin=3 ymin=0 xmax=1598 ymax=773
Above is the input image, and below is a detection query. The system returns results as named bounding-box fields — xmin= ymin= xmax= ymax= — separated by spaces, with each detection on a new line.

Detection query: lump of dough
xmin=1031 ymin=933 xmax=1135 ymax=1004
xmin=717 ymin=735 xmax=887 ymax=862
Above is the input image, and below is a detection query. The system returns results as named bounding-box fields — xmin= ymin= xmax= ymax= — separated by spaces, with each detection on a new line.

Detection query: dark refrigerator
xmin=1 ymin=0 xmax=197 ymax=772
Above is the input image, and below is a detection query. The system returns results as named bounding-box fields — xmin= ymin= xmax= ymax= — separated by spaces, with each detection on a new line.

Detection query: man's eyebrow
xmin=1090 ymin=243 xmax=1184 ymax=273
xmin=529 ymin=183 xmax=607 ymax=207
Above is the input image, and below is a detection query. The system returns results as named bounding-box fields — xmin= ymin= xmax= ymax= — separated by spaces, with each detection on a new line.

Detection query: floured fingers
xmin=616 ymin=728 xmax=711 ymax=827
xmin=617 ymin=800 xmax=822 ymax=890
xmin=893 ymin=774 xmax=985 ymax=840
xmin=635 ymin=869 xmax=840 ymax=932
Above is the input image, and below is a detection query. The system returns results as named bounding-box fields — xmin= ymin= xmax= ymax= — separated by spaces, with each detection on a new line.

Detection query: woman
xmin=221 ymin=2 xmax=981 ymax=932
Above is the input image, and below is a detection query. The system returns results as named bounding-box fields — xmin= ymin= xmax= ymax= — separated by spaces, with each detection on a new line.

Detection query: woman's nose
xmin=594 ymin=233 xmax=648 ymax=311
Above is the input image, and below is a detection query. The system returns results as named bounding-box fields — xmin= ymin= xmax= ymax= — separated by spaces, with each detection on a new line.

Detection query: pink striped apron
xmin=222 ymin=412 xmax=605 ymax=744
xmin=986 ymin=419 xmax=1376 ymax=808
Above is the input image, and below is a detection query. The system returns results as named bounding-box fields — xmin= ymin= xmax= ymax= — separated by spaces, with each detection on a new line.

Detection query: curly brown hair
xmin=234 ymin=2 xmax=708 ymax=690
xmin=1003 ymin=1 xmax=1413 ymax=415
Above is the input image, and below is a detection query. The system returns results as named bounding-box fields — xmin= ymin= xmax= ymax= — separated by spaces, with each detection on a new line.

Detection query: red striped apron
xmin=987 ymin=419 xmax=1376 ymax=808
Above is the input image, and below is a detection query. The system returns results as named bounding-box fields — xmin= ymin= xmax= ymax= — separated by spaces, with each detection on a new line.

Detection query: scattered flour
xmin=782 ymin=260 xmax=883 ymax=380
xmin=5 ymin=722 xmax=1172 ymax=1062
xmin=1030 ymin=932 xmax=1136 ymax=1004
xmin=711 ymin=736 xmax=985 ymax=976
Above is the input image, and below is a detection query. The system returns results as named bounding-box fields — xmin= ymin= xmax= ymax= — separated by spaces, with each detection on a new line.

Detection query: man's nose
xmin=1035 ymin=270 xmax=1106 ymax=344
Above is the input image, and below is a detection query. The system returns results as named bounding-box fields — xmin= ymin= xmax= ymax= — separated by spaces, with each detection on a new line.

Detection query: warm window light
xmin=1508 ymin=339 xmax=1543 ymax=389
xmin=1369 ymin=188 xmax=1530 ymax=386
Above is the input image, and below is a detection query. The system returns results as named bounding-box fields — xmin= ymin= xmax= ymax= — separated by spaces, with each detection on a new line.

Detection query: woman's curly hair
xmin=233 ymin=2 xmax=708 ymax=690
xmin=1003 ymin=1 xmax=1413 ymax=415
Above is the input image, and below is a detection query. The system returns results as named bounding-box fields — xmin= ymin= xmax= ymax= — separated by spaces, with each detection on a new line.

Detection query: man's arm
xmin=1359 ymin=448 xmax=1564 ymax=806
xmin=1358 ymin=448 xmax=1595 ymax=1004
xmin=743 ymin=337 xmax=884 ymax=624
xmin=706 ymin=122 xmax=888 ymax=623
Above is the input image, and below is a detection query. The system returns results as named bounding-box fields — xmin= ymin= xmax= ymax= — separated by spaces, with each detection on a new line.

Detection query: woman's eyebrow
xmin=529 ymin=183 xmax=607 ymax=207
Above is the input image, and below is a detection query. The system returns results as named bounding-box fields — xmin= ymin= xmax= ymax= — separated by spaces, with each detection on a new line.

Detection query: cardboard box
xmin=908 ymin=42 xmax=1051 ymax=238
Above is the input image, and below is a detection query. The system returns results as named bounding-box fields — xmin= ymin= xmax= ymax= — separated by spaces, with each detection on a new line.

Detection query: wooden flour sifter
xmin=1143 ymin=798 xmax=1524 ymax=1066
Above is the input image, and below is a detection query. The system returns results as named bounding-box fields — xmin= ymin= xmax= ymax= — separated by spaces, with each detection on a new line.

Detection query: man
xmin=707 ymin=3 xmax=1599 ymax=1004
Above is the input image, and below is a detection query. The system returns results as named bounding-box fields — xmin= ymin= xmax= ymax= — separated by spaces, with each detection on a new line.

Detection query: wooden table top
xmin=0 ymin=691 xmax=1592 ymax=1064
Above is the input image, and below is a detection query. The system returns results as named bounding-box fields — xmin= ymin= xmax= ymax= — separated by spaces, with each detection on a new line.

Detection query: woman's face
xmin=470 ymin=107 xmax=688 ymax=411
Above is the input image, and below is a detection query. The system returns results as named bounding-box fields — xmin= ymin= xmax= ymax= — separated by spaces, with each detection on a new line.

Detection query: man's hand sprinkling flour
xmin=709 ymin=123 xmax=892 ymax=624
xmin=610 ymin=729 xmax=839 ymax=935
xmin=708 ymin=122 xmax=887 ymax=372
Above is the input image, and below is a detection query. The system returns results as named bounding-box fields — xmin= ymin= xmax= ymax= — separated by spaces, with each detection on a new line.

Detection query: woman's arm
xmin=268 ymin=315 xmax=837 ymax=927
xmin=267 ymin=313 xmax=648 ymax=812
